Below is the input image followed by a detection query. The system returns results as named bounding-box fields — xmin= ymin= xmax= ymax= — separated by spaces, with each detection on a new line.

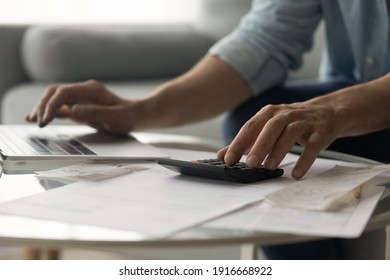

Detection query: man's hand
xmin=26 ymin=80 xmax=136 ymax=134
xmin=218 ymin=74 xmax=390 ymax=179
xmin=217 ymin=100 xmax=340 ymax=180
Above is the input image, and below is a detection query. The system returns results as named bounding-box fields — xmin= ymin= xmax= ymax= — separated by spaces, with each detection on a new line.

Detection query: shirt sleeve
xmin=209 ymin=0 xmax=323 ymax=95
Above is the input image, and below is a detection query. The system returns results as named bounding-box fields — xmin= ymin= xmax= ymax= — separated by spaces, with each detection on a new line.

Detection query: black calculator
xmin=157 ymin=158 xmax=284 ymax=183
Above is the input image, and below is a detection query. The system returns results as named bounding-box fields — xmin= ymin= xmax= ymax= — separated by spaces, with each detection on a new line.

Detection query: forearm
xmin=310 ymin=74 xmax=390 ymax=138
xmin=132 ymin=56 xmax=252 ymax=131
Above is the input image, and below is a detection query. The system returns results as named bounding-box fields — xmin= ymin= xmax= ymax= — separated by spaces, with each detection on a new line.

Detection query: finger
xmin=224 ymin=122 xmax=260 ymax=164
xmin=27 ymin=105 xmax=72 ymax=122
xmin=55 ymin=105 xmax=72 ymax=118
xmin=291 ymin=135 xmax=324 ymax=179
xmin=25 ymin=113 xmax=35 ymax=122
xmin=71 ymin=104 xmax=129 ymax=134
xmin=71 ymin=103 xmax=105 ymax=122
xmin=245 ymin=113 xmax=292 ymax=168
xmin=263 ymin=121 xmax=306 ymax=170
xmin=40 ymin=86 xmax=72 ymax=125
xmin=217 ymin=146 xmax=229 ymax=159
xmin=27 ymin=85 xmax=58 ymax=124
xmin=224 ymin=105 xmax=278 ymax=164
xmin=70 ymin=105 xmax=109 ymax=132
xmin=41 ymin=82 xmax=102 ymax=126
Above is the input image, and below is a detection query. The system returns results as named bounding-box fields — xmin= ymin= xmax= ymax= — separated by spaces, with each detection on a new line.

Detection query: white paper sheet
xmin=0 ymin=159 xmax=290 ymax=239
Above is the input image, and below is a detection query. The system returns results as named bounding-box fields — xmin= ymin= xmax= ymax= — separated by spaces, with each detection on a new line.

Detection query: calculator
xmin=157 ymin=158 xmax=284 ymax=183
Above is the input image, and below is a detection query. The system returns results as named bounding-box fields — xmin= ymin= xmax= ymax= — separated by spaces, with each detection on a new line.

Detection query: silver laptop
xmin=0 ymin=125 xmax=168 ymax=173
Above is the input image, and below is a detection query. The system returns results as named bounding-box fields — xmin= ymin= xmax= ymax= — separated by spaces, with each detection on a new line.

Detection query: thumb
xmin=70 ymin=104 xmax=108 ymax=123
xmin=70 ymin=104 xmax=131 ymax=134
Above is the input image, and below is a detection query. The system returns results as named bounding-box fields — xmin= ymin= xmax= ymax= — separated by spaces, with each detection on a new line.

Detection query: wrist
xmin=128 ymin=98 xmax=153 ymax=131
xmin=323 ymin=83 xmax=378 ymax=138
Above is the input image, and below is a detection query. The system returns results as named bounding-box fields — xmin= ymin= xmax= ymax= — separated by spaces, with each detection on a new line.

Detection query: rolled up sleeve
xmin=209 ymin=0 xmax=322 ymax=95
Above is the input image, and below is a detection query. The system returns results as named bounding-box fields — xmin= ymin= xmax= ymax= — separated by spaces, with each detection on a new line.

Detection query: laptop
xmin=0 ymin=125 xmax=168 ymax=173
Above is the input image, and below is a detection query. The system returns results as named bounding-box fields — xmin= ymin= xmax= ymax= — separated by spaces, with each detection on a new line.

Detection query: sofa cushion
xmin=21 ymin=25 xmax=214 ymax=82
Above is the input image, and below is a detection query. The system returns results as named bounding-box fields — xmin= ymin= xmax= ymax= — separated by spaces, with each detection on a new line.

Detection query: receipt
xmin=265 ymin=165 xmax=390 ymax=211
xmin=35 ymin=163 xmax=147 ymax=182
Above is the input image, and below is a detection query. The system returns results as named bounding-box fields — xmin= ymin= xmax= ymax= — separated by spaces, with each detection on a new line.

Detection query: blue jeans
xmin=222 ymin=79 xmax=390 ymax=259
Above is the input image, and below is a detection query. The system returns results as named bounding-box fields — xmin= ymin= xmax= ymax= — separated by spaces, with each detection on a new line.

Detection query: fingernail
xmin=246 ymin=155 xmax=259 ymax=167
xmin=224 ymin=152 xmax=237 ymax=164
xmin=40 ymin=113 xmax=48 ymax=127
xmin=292 ymin=168 xmax=303 ymax=179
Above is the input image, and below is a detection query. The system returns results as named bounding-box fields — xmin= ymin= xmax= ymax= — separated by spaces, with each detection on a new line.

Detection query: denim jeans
xmin=223 ymin=79 xmax=390 ymax=162
xmin=222 ymin=79 xmax=390 ymax=259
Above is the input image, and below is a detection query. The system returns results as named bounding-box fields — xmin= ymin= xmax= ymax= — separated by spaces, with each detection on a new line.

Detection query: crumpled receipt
xmin=265 ymin=164 xmax=390 ymax=211
xmin=35 ymin=163 xmax=147 ymax=182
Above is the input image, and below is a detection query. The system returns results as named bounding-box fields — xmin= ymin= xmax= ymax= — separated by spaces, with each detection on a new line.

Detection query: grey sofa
xmin=0 ymin=0 xmax=253 ymax=144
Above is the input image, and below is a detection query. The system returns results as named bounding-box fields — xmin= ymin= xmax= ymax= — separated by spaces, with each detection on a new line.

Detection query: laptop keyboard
xmin=26 ymin=137 xmax=96 ymax=155
xmin=0 ymin=128 xmax=96 ymax=156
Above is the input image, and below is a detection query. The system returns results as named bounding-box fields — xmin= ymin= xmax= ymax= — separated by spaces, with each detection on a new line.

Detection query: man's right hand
xmin=25 ymin=79 xmax=137 ymax=134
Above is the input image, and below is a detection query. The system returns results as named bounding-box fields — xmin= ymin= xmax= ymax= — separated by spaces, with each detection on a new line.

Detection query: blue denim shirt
xmin=209 ymin=0 xmax=388 ymax=95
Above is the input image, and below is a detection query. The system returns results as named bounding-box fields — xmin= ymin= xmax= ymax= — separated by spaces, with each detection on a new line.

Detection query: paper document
xmin=206 ymin=184 xmax=384 ymax=238
xmin=0 ymin=159 xmax=289 ymax=239
xmin=265 ymin=165 xmax=390 ymax=211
